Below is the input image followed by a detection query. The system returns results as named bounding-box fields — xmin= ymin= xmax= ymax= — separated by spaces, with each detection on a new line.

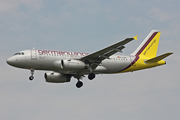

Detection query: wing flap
xmin=145 ymin=52 xmax=173 ymax=64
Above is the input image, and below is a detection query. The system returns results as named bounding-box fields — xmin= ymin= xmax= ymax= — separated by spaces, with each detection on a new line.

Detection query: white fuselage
xmin=6 ymin=30 xmax=172 ymax=88
xmin=7 ymin=49 xmax=134 ymax=75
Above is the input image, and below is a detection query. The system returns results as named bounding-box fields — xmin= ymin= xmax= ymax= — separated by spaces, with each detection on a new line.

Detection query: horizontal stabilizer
xmin=145 ymin=52 xmax=173 ymax=64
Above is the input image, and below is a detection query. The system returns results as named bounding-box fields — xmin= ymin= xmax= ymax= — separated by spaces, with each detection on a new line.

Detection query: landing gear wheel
xmin=76 ymin=81 xmax=83 ymax=88
xmin=29 ymin=68 xmax=34 ymax=81
xmin=88 ymin=73 xmax=95 ymax=80
xmin=29 ymin=76 xmax=34 ymax=80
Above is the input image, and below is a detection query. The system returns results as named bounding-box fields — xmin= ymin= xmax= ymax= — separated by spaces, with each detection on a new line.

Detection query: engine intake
xmin=45 ymin=72 xmax=71 ymax=83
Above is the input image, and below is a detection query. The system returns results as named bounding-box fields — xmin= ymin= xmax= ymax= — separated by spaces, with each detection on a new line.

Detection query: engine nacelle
xmin=53 ymin=59 xmax=88 ymax=70
xmin=62 ymin=59 xmax=87 ymax=70
xmin=44 ymin=72 xmax=71 ymax=83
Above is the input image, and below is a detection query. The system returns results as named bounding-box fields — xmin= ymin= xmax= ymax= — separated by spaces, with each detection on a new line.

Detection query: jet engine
xmin=44 ymin=72 xmax=71 ymax=83
xmin=53 ymin=59 xmax=88 ymax=70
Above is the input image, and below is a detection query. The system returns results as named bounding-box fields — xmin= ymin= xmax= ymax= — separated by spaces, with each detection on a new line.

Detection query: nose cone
xmin=6 ymin=57 xmax=15 ymax=66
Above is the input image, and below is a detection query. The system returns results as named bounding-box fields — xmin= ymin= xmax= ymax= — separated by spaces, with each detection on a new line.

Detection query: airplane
xmin=6 ymin=30 xmax=173 ymax=88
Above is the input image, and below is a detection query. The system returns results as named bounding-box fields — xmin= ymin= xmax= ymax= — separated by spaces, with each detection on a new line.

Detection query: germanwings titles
xmin=7 ymin=30 xmax=173 ymax=88
xmin=38 ymin=50 xmax=89 ymax=56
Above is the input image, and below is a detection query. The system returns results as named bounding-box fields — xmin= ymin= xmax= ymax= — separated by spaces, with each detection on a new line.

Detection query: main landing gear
xmin=76 ymin=81 xmax=83 ymax=88
xmin=29 ymin=68 xmax=34 ymax=80
xmin=88 ymin=73 xmax=96 ymax=80
xmin=75 ymin=73 xmax=96 ymax=88
xmin=74 ymin=75 xmax=84 ymax=88
xmin=88 ymin=66 xmax=96 ymax=80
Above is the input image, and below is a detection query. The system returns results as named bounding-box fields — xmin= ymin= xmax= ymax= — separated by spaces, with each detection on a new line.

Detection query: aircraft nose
xmin=6 ymin=57 xmax=15 ymax=66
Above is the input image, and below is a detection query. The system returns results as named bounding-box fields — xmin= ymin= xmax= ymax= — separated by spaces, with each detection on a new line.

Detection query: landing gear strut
xmin=74 ymin=75 xmax=84 ymax=88
xmin=88 ymin=73 xmax=95 ymax=80
xmin=88 ymin=65 xmax=95 ymax=80
xmin=29 ymin=68 xmax=34 ymax=80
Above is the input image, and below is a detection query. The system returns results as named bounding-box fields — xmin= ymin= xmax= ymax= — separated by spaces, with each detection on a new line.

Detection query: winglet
xmin=133 ymin=35 xmax=138 ymax=41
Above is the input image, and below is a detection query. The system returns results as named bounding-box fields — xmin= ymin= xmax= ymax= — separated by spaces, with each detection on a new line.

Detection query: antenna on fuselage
xmin=33 ymin=47 xmax=35 ymax=50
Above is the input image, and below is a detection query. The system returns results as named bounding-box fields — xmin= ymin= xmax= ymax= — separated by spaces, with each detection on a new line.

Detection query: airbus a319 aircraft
xmin=7 ymin=30 xmax=173 ymax=88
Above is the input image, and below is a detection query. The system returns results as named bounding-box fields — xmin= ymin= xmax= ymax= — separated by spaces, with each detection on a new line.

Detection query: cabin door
xmin=31 ymin=50 xmax=37 ymax=60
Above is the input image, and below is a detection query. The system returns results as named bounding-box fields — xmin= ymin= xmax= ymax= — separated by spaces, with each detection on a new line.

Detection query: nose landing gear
xmin=29 ymin=76 xmax=34 ymax=80
xmin=29 ymin=68 xmax=34 ymax=80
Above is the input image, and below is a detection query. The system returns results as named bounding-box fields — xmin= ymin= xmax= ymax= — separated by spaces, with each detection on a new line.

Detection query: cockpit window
xmin=14 ymin=52 xmax=24 ymax=56
xmin=14 ymin=53 xmax=19 ymax=55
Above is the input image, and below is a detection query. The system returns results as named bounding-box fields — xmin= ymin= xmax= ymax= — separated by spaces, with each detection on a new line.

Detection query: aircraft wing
xmin=80 ymin=36 xmax=138 ymax=69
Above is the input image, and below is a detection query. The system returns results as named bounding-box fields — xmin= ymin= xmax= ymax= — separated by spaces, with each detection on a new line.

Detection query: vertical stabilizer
xmin=131 ymin=30 xmax=161 ymax=58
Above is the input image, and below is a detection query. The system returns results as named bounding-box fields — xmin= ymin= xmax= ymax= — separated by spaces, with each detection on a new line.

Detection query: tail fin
xmin=131 ymin=30 xmax=161 ymax=58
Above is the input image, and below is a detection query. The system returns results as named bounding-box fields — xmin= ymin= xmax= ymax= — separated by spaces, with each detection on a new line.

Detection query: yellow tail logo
xmin=121 ymin=30 xmax=173 ymax=73
xmin=132 ymin=30 xmax=161 ymax=58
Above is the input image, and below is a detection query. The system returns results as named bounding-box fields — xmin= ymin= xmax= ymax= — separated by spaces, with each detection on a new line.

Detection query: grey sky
xmin=1 ymin=0 xmax=180 ymax=120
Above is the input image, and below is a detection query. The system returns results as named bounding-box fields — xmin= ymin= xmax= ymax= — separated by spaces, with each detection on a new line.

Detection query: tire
xmin=88 ymin=73 xmax=95 ymax=80
xmin=29 ymin=76 xmax=34 ymax=80
xmin=76 ymin=81 xmax=83 ymax=88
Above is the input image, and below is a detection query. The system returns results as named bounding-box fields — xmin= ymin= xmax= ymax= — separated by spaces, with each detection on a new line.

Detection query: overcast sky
xmin=1 ymin=0 xmax=180 ymax=120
